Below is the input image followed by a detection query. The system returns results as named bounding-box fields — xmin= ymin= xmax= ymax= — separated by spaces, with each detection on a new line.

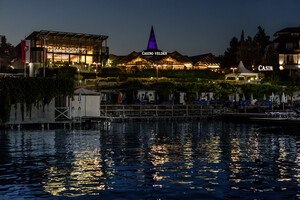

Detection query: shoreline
xmin=1 ymin=111 xmax=300 ymax=130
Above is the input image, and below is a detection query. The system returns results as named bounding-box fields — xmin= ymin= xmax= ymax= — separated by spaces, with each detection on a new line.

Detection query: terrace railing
xmin=98 ymin=104 xmax=220 ymax=120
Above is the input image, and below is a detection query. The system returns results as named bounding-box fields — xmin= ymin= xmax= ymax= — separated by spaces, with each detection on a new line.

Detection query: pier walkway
xmin=3 ymin=104 xmax=224 ymax=129
xmin=91 ymin=104 xmax=223 ymax=122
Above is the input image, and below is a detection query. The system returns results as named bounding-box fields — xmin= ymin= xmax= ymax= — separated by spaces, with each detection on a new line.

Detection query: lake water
xmin=0 ymin=121 xmax=300 ymax=199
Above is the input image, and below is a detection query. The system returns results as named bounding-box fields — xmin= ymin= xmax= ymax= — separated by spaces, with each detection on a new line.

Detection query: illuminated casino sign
xmin=47 ymin=46 xmax=88 ymax=53
xmin=258 ymin=65 xmax=273 ymax=71
xmin=141 ymin=51 xmax=168 ymax=56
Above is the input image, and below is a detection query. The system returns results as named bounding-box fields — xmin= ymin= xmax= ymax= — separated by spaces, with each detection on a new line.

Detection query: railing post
xmin=201 ymin=105 xmax=202 ymax=117
xmin=99 ymin=97 xmax=101 ymax=117
xmin=186 ymin=105 xmax=189 ymax=116
xmin=68 ymin=97 xmax=71 ymax=119
xmin=123 ymin=105 xmax=125 ymax=117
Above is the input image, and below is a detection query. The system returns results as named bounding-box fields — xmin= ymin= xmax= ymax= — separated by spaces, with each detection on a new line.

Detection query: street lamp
xmin=94 ymin=69 xmax=97 ymax=78
xmin=77 ymin=68 xmax=81 ymax=86
xmin=230 ymin=67 xmax=237 ymax=74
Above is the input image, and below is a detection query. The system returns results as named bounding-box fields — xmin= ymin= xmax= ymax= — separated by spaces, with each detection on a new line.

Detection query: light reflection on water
xmin=0 ymin=121 xmax=300 ymax=199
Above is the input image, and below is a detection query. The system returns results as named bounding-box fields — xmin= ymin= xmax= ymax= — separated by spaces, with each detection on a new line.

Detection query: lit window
xmin=285 ymin=54 xmax=297 ymax=64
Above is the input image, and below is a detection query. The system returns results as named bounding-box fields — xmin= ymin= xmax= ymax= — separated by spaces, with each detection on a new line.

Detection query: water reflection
xmin=1 ymin=122 xmax=300 ymax=199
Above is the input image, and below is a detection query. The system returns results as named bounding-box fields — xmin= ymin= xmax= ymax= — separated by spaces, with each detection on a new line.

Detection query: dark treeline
xmin=0 ymin=36 xmax=15 ymax=72
xmin=220 ymin=26 xmax=278 ymax=72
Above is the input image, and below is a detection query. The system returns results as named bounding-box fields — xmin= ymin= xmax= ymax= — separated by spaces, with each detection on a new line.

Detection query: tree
xmin=253 ymin=26 xmax=271 ymax=64
xmin=253 ymin=26 xmax=271 ymax=65
xmin=100 ymin=67 xmax=123 ymax=77
xmin=236 ymin=27 xmax=271 ymax=70
xmin=237 ymin=35 xmax=255 ymax=68
xmin=264 ymin=45 xmax=280 ymax=82
xmin=0 ymin=36 xmax=15 ymax=70
xmin=236 ymin=29 xmax=260 ymax=68
xmin=222 ymin=37 xmax=239 ymax=68
xmin=119 ymin=80 xmax=145 ymax=104
xmin=284 ymin=85 xmax=299 ymax=104
xmin=57 ymin=66 xmax=77 ymax=79
xmin=223 ymin=26 xmax=272 ymax=71
xmin=150 ymin=81 xmax=176 ymax=103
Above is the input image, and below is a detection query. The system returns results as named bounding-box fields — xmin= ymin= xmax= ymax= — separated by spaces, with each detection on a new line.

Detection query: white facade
xmin=71 ymin=88 xmax=101 ymax=118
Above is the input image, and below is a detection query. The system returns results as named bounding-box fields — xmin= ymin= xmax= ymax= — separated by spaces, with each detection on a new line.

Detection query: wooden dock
xmin=1 ymin=104 xmax=224 ymax=130
xmin=4 ymin=104 xmax=300 ymax=130
xmin=92 ymin=104 xmax=223 ymax=122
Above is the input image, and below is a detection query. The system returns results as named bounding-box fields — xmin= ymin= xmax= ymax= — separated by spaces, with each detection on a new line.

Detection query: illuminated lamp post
xmin=94 ymin=69 xmax=97 ymax=78
xmin=230 ymin=67 xmax=237 ymax=74
xmin=77 ymin=68 xmax=81 ymax=86
xmin=92 ymin=62 xmax=96 ymax=72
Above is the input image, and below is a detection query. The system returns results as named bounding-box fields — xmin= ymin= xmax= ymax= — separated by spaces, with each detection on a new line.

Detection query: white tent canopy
xmin=237 ymin=61 xmax=253 ymax=73
xmin=225 ymin=61 xmax=259 ymax=82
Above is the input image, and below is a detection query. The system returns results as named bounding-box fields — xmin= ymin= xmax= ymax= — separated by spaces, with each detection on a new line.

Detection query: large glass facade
xmin=25 ymin=31 xmax=109 ymax=70
xmin=46 ymin=45 xmax=96 ymax=65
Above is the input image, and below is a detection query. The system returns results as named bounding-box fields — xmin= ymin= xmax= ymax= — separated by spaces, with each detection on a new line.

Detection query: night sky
xmin=0 ymin=0 xmax=299 ymax=56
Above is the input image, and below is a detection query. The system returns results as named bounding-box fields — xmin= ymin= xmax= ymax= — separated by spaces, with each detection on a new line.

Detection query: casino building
xmin=115 ymin=26 xmax=220 ymax=71
xmin=273 ymin=27 xmax=300 ymax=71
xmin=14 ymin=30 xmax=109 ymax=75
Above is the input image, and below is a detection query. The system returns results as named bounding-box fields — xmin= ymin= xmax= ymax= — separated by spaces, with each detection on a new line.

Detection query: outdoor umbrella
xmin=281 ymin=92 xmax=287 ymax=103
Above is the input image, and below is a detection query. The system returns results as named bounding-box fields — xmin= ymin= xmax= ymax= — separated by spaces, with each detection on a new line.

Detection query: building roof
xmin=118 ymin=51 xmax=193 ymax=65
xmin=273 ymin=34 xmax=299 ymax=43
xmin=74 ymin=88 xmax=100 ymax=95
xmin=26 ymin=30 xmax=108 ymax=41
xmin=189 ymin=53 xmax=220 ymax=65
xmin=146 ymin=26 xmax=158 ymax=51
xmin=274 ymin=27 xmax=300 ymax=36
xmin=167 ymin=51 xmax=192 ymax=63
xmin=118 ymin=51 xmax=141 ymax=63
